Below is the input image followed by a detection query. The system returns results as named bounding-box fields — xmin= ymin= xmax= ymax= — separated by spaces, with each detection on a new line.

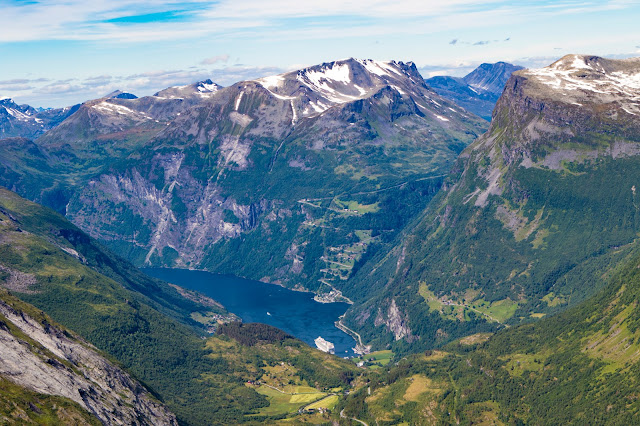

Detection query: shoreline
xmin=142 ymin=266 xmax=366 ymax=354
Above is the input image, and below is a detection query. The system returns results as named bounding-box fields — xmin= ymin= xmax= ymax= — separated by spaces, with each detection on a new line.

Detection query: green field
xmin=306 ymin=395 xmax=339 ymax=411
xmin=418 ymin=282 xmax=518 ymax=323
xmin=354 ymin=350 xmax=394 ymax=369
xmin=253 ymin=386 xmax=326 ymax=416
xmin=333 ymin=198 xmax=380 ymax=215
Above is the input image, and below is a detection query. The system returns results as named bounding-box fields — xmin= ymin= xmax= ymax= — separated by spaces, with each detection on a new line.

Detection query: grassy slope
xmin=342 ymin=245 xmax=640 ymax=425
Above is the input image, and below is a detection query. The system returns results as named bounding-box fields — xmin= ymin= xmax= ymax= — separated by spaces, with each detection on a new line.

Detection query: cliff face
xmin=0 ymin=290 xmax=177 ymax=425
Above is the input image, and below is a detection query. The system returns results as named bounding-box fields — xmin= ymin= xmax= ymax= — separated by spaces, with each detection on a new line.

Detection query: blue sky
xmin=0 ymin=0 xmax=638 ymax=107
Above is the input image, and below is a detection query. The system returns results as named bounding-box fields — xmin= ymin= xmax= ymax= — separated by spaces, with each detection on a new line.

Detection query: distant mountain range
xmin=0 ymin=98 xmax=80 ymax=139
xmin=0 ymin=62 xmax=518 ymax=143
xmin=425 ymin=61 xmax=523 ymax=120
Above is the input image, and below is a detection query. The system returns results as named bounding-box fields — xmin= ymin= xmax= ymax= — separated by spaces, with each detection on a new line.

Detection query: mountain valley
xmin=2 ymin=53 xmax=640 ymax=424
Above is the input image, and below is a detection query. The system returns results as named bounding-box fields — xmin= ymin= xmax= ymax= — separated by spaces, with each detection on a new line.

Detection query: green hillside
xmin=0 ymin=187 xmax=357 ymax=424
xmin=341 ymin=243 xmax=640 ymax=424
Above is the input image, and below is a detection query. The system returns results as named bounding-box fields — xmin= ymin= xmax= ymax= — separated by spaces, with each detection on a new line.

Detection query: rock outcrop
xmin=0 ymin=292 xmax=177 ymax=425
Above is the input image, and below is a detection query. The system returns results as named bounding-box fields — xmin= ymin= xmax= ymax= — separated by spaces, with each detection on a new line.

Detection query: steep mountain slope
xmin=0 ymin=289 xmax=176 ymax=425
xmin=426 ymin=62 xmax=523 ymax=120
xmin=59 ymin=58 xmax=486 ymax=298
xmin=0 ymin=80 xmax=226 ymax=213
xmin=0 ymin=98 xmax=79 ymax=139
xmin=345 ymin=54 xmax=640 ymax=351
xmin=0 ymin=187 xmax=358 ymax=424
xmin=341 ymin=242 xmax=640 ymax=424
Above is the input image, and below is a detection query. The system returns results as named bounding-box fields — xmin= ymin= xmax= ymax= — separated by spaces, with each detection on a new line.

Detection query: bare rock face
xmin=0 ymin=294 xmax=177 ymax=425
xmin=374 ymin=299 xmax=414 ymax=342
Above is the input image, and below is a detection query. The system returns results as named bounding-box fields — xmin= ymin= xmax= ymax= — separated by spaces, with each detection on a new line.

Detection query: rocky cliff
xmin=0 ymin=289 xmax=177 ymax=425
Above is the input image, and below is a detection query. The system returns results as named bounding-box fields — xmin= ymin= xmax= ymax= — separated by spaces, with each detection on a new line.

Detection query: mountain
xmin=1 ymin=58 xmax=487 ymax=301
xmin=343 ymin=54 xmax=640 ymax=351
xmin=0 ymin=98 xmax=79 ymax=139
xmin=35 ymin=82 xmax=224 ymax=160
xmin=425 ymin=61 xmax=523 ymax=120
xmin=154 ymin=79 xmax=222 ymax=99
xmin=0 ymin=187 xmax=358 ymax=424
xmin=106 ymin=90 xmax=138 ymax=99
xmin=0 ymin=80 xmax=229 ymax=215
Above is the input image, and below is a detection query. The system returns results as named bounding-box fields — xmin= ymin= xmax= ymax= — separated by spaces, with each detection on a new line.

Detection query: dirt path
xmin=340 ymin=409 xmax=369 ymax=426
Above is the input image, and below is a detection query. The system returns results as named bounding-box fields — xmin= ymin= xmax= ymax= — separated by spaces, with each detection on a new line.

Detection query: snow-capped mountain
xmin=37 ymin=80 xmax=223 ymax=150
xmin=522 ymin=54 xmax=640 ymax=116
xmin=154 ymin=79 xmax=222 ymax=99
xmin=425 ymin=62 xmax=523 ymax=120
xmin=0 ymin=98 xmax=78 ymax=139
xmin=251 ymin=58 xmax=467 ymax=123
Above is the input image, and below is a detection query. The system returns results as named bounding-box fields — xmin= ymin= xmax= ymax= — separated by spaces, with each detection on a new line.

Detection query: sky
xmin=0 ymin=0 xmax=639 ymax=108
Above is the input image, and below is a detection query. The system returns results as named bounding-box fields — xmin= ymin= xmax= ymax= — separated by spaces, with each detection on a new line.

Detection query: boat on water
xmin=314 ymin=336 xmax=335 ymax=354
xmin=266 ymin=312 xmax=271 ymax=316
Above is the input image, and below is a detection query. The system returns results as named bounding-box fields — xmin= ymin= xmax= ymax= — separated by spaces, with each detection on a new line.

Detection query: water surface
xmin=143 ymin=268 xmax=356 ymax=356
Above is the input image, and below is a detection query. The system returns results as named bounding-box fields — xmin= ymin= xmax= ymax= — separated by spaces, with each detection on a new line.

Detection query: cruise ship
xmin=314 ymin=336 xmax=335 ymax=354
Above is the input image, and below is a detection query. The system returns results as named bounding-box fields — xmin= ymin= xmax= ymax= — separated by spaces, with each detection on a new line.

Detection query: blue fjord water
xmin=143 ymin=268 xmax=356 ymax=356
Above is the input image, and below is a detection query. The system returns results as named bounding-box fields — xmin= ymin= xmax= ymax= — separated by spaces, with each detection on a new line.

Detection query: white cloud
xmin=201 ymin=54 xmax=230 ymax=65
xmin=0 ymin=0 xmax=633 ymax=43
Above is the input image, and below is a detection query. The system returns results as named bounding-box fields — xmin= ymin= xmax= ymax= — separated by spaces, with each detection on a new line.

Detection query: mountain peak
xmin=518 ymin=54 xmax=640 ymax=115
xmin=154 ymin=79 xmax=221 ymax=99
xmin=105 ymin=90 xmax=138 ymax=100
xmin=425 ymin=61 xmax=522 ymax=120
xmin=462 ymin=62 xmax=524 ymax=94
xmin=253 ymin=58 xmax=428 ymax=118
xmin=195 ymin=79 xmax=221 ymax=93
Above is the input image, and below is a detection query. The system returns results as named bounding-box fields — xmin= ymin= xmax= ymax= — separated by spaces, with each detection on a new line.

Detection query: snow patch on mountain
xmin=524 ymin=54 xmax=640 ymax=115
xmin=356 ymin=59 xmax=402 ymax=77
xmin=92 ymin=101 xmax=152 ymax=120
xmin=303 ymin=63 xmax=352 ymax=85
xmin=198 ymin=81 xmax=219 ymax=93
xmin=234 ymin=92 xmax=243 ymax=111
